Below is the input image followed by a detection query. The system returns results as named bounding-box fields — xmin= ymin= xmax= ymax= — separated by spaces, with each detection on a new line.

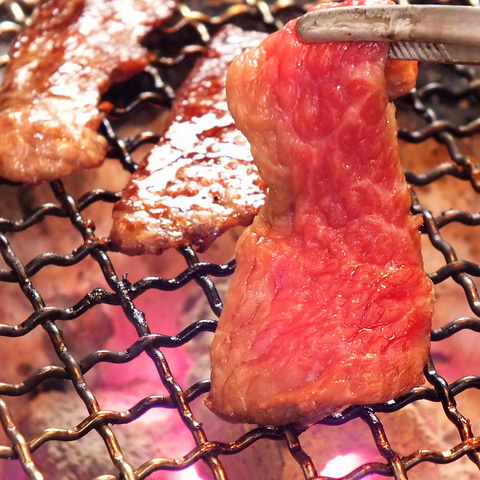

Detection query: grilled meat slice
xmin=110 ymin=25 xmax=267 ymax=255
xmin=0 ymin=0 xmax=177 ymax=185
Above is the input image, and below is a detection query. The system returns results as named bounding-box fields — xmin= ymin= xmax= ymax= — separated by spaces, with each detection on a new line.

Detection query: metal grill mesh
xmin=1 ymin=1 xmax=480 ymax=479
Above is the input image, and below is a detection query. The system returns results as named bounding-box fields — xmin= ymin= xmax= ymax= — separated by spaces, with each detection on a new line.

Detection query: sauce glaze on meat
xmin=207 ymin=0 xmax=434 ymax=427
xmin=0 ymin=0 xmax=177 ymax=185
xmin=110 ymin=25 xmax=267 ymax=255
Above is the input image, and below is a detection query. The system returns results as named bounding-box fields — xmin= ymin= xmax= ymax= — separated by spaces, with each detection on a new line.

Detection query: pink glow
xmin=176 ymin=466 xmax=205 ymax=480
xmin=320 ymin=453 xmax=366 ymax=477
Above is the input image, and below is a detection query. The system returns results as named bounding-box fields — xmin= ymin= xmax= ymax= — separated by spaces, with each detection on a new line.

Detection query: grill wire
xmin=1 ymin=0 xmax=480 ymax=479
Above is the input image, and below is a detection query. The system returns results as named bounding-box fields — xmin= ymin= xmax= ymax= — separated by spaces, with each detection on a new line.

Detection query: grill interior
xmin=1 ymin=1 xmax=480 ymax=479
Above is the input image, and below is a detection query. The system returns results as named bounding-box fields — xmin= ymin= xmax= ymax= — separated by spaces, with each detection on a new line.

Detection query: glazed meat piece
xmin=207 ymin=0 xmax=434 ymax=427
xmin=110 ymin=25 xmax=266 ymax=255
xmin=0 ymin=0 xmax=177 ymax=185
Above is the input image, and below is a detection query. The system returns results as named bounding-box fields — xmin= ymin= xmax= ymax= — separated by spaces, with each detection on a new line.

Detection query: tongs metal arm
xmin=296 ymin=5 xmax=480 ymax=64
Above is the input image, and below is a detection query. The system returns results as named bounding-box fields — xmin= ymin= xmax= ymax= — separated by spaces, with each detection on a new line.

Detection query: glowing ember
xmin=175 ymin=466 xmax=205 ymax=480
xmin=321 ymin=453 xmax=366 ymax=477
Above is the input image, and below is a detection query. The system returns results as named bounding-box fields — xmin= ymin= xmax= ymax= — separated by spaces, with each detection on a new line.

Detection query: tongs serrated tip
xmin=296 ymin=4 xmax=480 ymax=65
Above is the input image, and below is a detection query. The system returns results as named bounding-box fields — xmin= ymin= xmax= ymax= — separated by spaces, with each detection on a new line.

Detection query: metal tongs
xmin=296 ymin=4 xmax=480 ymax=64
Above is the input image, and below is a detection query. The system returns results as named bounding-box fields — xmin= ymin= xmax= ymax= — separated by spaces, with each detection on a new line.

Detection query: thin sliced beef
xmin=110 ymin=25 xmax=266 ymax=255
xmin=0 ymin=0 xmax=177 ymax=185
xmin=207 ymin=0 xmax=434 ymax=427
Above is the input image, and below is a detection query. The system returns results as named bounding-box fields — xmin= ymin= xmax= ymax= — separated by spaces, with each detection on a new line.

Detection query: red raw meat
xmin=207 ymin=0 xmax=434 ymax=427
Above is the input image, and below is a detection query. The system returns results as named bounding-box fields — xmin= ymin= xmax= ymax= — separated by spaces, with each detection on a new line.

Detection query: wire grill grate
xmin=1 ymin=1 xmax=480 ymax=479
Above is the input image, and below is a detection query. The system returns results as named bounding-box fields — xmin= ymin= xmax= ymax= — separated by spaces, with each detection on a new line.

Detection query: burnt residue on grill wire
xmin=1 ymin=1 xmax=480 ymax=479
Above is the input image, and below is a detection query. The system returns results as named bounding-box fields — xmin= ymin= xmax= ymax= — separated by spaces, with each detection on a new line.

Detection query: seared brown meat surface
xmin=110 ymin=25 xmax=267 ymax=256
xmin=0 ymin=0 xmax=177 ymax=185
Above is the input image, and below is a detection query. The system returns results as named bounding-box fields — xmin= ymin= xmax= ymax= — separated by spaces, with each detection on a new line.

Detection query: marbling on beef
xmin=207 ymin=0 xmax=435 ymax=427
xmin=0 ymin=0 xmax=177 ymax=185
xmin=110 ymin=25 xmax=267 ymax=255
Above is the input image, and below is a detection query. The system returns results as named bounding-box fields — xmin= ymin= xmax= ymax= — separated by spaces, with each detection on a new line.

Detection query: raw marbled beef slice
xmin=207 ymin=0 xmax=434 ymax=427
